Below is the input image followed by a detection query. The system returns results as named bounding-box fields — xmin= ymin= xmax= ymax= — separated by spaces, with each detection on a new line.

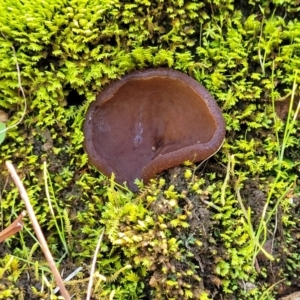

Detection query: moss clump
xmin=0 ymin=0 xmax=300 ymax=299
xmin=102 ymin=174 xmax=215 ymax=299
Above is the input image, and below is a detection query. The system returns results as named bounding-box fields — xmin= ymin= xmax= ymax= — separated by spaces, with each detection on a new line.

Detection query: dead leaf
xmin=0 ymin=109 xmax=8 ymax=123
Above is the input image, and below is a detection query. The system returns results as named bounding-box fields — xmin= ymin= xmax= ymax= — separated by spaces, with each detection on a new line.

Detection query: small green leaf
xmin=0 ymin=122 xmax=7 ymax=145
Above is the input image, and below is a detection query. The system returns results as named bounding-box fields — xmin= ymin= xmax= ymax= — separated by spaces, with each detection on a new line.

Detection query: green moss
xmin=0 ymin=0 xmax=300 ymax=299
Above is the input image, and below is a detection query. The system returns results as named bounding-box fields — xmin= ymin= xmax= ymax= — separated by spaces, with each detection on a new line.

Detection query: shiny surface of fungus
xmin=84 ymin=68 xmax=225 ymax=190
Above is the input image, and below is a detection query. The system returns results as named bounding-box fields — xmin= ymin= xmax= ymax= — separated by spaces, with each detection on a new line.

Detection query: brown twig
xmin=0 ymin=211 xmax=26 ymax=243
xmin=5 ymin=161 xmax=70 ymax=300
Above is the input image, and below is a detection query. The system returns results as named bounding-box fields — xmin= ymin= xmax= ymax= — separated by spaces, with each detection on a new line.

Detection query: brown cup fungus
xmin=83 ymin=68 xmax=225 ymax=191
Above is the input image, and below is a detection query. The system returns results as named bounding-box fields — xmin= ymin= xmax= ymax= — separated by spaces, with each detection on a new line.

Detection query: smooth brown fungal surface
xmin=83 ymin=68 xmax=225 ymax=191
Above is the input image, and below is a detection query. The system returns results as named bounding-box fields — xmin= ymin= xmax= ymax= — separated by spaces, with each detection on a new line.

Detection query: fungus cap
xmin=84 ymin=68 xmax=225 ymax=190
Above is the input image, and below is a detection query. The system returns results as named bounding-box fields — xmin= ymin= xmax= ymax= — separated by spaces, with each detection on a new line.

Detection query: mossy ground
xmin=0 ymin=0 xmax=300 ymax=299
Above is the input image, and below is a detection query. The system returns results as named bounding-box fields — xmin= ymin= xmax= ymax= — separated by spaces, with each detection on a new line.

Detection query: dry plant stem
xmin=0 ymin=32 xmax=27 ymax=135
xmin=0 ymin=176 xmax=9 ymax=231
xmin=86 ymin=229 xmax=105 ymax=300
xmin=192 ymin=138 xmax=225 ymax=181
xmin=53 ymin=267 xmax=83 ymax=294
xmin=109 ymin=291 xmax=116 ymax=300
xmin=5 ymin=161 xmax=71 ymax=300
xmin=0 ymin=211 xmax=26 ymax=243
xmin=220 ymin=153 xmax=231 ymax=207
